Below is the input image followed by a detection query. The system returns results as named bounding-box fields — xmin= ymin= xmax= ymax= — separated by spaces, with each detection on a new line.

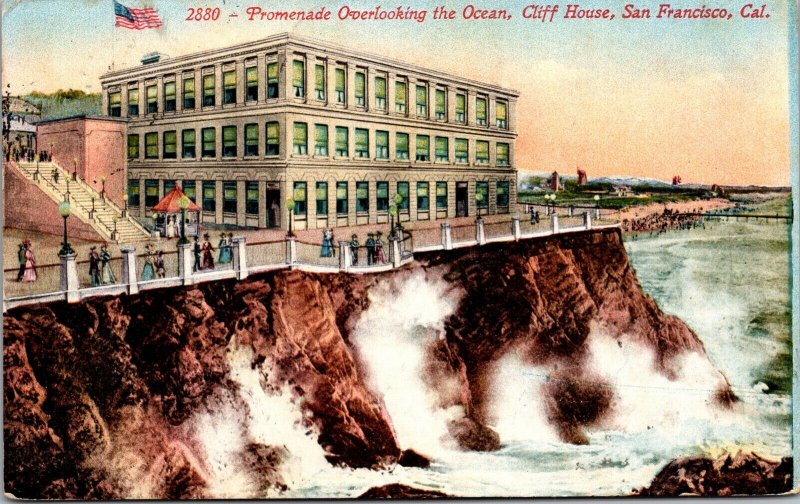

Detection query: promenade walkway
xmin=3 ymin=211 xmax=618 ymax=312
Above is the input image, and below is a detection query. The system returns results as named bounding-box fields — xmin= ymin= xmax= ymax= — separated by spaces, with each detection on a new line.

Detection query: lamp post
xmin=389 ymin=204 xmax=398 ymax=238
xmin=72 ymin=157 xmax=78 ymax=180
xmin=65 ymin=178 xmax=70 ymax=198
xmin=123 ymin=192 xmax=128 ymax=217
xmin=178 ymin=195 xmax=190 ymax=245
xmin=393 ymin=192 xmax=404 ymax=235
xmin=49 ymin=141 xmax=54 ymax=161
xmin=33 ymin=153 xmax=40 ymax=180
xmin=594 ymin=194 xmax=601 ymax=219
xmin=58 ymin=200 xmax=74 ymax=255
xmin=475 ymin=192 xmax=484 ymax=221
xmin=550 ymin=193 xmax=557 ymax=214
xmin=112 ymin=215 xmax=119 ymax=241
xmin=543 ymin=193 xmax=550 ymax=215
xmin=286 ymin=197 xmax=295 ymax=237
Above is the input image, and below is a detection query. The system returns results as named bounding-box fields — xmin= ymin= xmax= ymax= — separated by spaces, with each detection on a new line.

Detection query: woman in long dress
xmin=320 ymin=228 xmax=333 ymax=257
xmin=375 ymin=231 xmax=387 ymax=264
xmin=100 ymin=244 xmax=116 ymax=284
xmin=155 ymin=250 xmax=166 ymax=278
xmin=202 ymin=234 xmax=215 ymax=270
xmin=21 ymin=240 xmax=37 ymax=282
xmin=217 ymin=233 xmax=232 ymax=264
xmin=165 ymin=215 xmax=175 ymax=239
xmin=141 ymin=245 xmax=155 ymax=281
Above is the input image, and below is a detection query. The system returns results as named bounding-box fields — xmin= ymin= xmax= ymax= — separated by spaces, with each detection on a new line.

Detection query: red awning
xmin=150 ymin=186 xmax=201 ymax=212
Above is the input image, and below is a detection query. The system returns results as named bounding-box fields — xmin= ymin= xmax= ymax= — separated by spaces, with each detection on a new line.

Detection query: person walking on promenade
xmin=193 ymin=235 xmax=202 ymax=271
xmin=88 ymin=246 xmax=101 ymax=287
xmin=16 ymin=242 xmax=26 ymax=281
xmin=173 ymin=215 xmax=181 ymax=239
xmin=140 ymin=245 xmax=155 ymax=281
xmin=365 ymin=233 xmax=376 ymax=265
xmin=165 ymin=215 xmax=175 ymax=239
xmin=100 ymin=244 xmax=116 ymax=284
xmin=155 ymin=249 xmax=166 ymax=278
xmin=217 ymin=233 xmax=232 ymax=264
xmin=349 ymin=234 xmax=359 ymax=266
xmin=320 ymin=228 xmax=334 ymax=257
xmin=201 ymin=233 xmax=215 ymax=270
xmin=52 ymin=168 xmax=59 ymax=184
xmin=375 ymin=231 xmax=387 ymax=264
xmin=21 ymin=239 xmax=36 ymax=282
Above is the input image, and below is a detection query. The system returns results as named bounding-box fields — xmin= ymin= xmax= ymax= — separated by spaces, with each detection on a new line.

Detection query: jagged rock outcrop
xmin=4 ymin=228 xmax=732 ymax=498
xmin=637 ymin=452 xmax=793 ymax=496
xmin=359 ymin=483 xmax=449 ymax=498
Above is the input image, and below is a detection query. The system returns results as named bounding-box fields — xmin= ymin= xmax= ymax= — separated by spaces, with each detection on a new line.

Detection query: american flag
xmin=114 ymin=0 xmax=163 ymax=30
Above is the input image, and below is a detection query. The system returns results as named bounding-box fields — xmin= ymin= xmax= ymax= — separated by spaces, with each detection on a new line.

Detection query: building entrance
xmin=266 ymin=184 xmax=281 ymax=228
xmin=456 ymin=182 xmax=469 ymax=217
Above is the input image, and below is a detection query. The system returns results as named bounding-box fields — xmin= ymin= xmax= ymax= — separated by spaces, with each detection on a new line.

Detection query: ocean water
xmin=187 ymin=207 xmax=793 ymax=498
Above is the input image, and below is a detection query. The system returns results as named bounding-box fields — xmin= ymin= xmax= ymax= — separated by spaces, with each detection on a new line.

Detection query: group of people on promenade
xmin=3 ymin=143 xmax=51 ymax=163
xmin=192 ymin=232 xmax=233 ymax=272
xmin=87 ymin=243 xmax=117 ymax=286
xmin=347 ymin=231 xmax=389 ymax=266
xmin=14 ymin=239 xmax=36 ymax=282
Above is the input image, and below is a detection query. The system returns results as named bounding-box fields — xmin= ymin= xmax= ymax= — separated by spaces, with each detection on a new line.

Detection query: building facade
xmin=99 ymin=33 xmax=518 ymax=230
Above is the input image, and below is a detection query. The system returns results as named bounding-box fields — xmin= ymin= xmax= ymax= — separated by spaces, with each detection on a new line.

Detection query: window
xmin=476 ymin=181 xmax=489 ymax=209
xmin=375 ymin=77 xmax=387 ymax=110
xmin=435 ymin=136 xmax=449 ymax=162
xmin=496 ymin=101 xmax=508 ymax=129
xmin=146 ymin=85 xmax=157 ymax=114
xmin=245 ymin=124 xmax=258 ymax=156
xmin=202 ymin=181 xmax=216 ymax=212
xmin=436 ymin=181 xmax=448 ymax=210
xmin=292 ymin=60 xmax=305 ymax=97
xmin=497 ymin=143 xmax=510 ymax=166
xmin=376 ymin=182 xmax=388 ymax=211
xmin=127 ymin=134 xmax=139 ymax=159
xmin=455 ymin=138 xmax=468 ymax=164
xmin=266 ymin=122 xmax=279 ymax=156
xmin=108 ymin=91 xmax=121 ymax=117
xmin=183 ymin=181 xmax=196 ymax=202
xmin=128 ymin=88 xmax=139 ymax=116
xmin=396 ymin=133 xmax=409 ymax=160
xmin=293 ymin=122 xmax=308 ymax=155
xmin=315 ymin=64 xmax=325 ymax=100
xmin=376 ymin=131 xmax=389 ymax=159
xmin=335 ymin=68 xmax=346 ymax=103
xmin=476 ymin=97 xmax=487 ymax=126
xmin=223 ymin=181 xmax=237 ymax=213
xmin=476 ymin=140 xmax=489 ymax=164
xmin=201 ymin=127 xmax=216 ymax=158
xmin=315 ymin=124 xmax=328 ymax=156
xmin=417 ymin=182 xmax=430 ymax=211
xmin=203 ymin=74 xmax=215 ymax=106
xmin=416 ymin=135 xmax=430 ymax=162
xmin=127 ymin=179 xmax=140 ymax=206
xmin=336 ymin=182 xmax=348 ymax=215
xmin=293 ymin=182 xmax=307 ymax=217
xmin=145 ymin=179 xmax=159 ymax=208
xmin=222 ymin=126 xmax=237 ymax=157
xmin=335 ymin=127 xmax=348 ymax=157
xmin=163 ymin=131 xmax=177 ymax=159
xmin=267 ymin=62 xmax=279 ymax=98
xmin=355 ymin=72 xmax=365 ymax=106
xmin=164 ymin=81 xmax=176 ymax=112
xmin=416 ymin=85 xmax=427 ymax=116
xmin=182 ymin=129 xmax=196 ymax=158
xmin=164 ymin=180 xmax=175 ymax=194
xmin=183 ymin=78 xmax=195 ymax=109
xmin=223 ymin=70 xmax=236 ymax=104
xmin=496 ymin=181 xmax=510 ymax=208
xmin=246 ymin=66 xmax=258 ymax=101
xmin=435 ymin=89 xmax=446 ymax=119
xmin=356 ymin=181 xmax=369 ymax=213
xmin=397 ymin=182 xmax=409 ymax=211
xmin=395 ymin=81 xmax=407 ymax=113
xmin=355 ymin=128 xmax=369 ymax=158
xmin=246 ymin=181 xmax=259 ymax=215
xmin=144 ymin=132 xmax=158 ymax=159
xmin=316 ymin=182 xmax=328 ymax=215
xmin=455 ymin=93 xmax=466 ymax=123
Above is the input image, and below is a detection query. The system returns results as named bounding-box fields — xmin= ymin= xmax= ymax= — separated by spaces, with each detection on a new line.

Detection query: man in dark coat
xmin=349 ymin=234 xmax=359 ymax=266
xmin=16 ymin=242 xmax=26 ymax=281
xmin=88 ymin=246 xmax=101 ymax=287
xmin=193 ymin=235 xmax=202 ymax=271
xmin=365 ymin=233 xmax=376 ymax=265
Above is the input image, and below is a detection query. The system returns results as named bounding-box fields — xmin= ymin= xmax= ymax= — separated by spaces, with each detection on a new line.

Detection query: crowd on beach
xmin=621 ymin=206 xmax=711 ymax=236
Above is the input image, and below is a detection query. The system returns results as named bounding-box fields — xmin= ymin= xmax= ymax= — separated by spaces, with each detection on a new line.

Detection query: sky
xmin=1 ymin=0 xmax=794 ymax=186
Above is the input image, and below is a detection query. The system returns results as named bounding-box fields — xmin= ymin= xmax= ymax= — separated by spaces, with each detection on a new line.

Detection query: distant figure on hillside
xmin=16 ymin=242 xmax=26 ymax=282
xmin=320 ymin=228 xmax=334 ymax=258
xmin=140 ymin=245 xmax=155 ymax=281
xmin=88 ymin=246 xmax=101 ymax=287
xmin=201 ymin=233 xmax=215 ymax=270
xmin=20 ymin=240 xmax=36 ymax=282
xmin=100 ymin=244 xmax=116 ymax=284
xmin=349 ymin=234 xmax=359 ymax=266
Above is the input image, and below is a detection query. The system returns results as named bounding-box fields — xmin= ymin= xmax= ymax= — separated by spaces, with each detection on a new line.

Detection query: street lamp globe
xmin=179 ymin=195 xmax=189 ymax=210
xmin=178 ymin=195 xmax=190 ymax=245
xmin=58 ymin=200 xmax=71 ymax=218
xmin=58 ymin=200 xmax=74 ymax=256
xmin=393 ymin=193 xmax=404 ymax=206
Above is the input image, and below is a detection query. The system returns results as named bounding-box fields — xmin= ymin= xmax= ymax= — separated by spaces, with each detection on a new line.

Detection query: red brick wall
xmin=3 ymin=162 xmax=103 ymax=242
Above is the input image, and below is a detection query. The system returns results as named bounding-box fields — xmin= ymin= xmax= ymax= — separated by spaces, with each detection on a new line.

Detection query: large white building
xmin=100 ymin=33 xmax=519 ymax=230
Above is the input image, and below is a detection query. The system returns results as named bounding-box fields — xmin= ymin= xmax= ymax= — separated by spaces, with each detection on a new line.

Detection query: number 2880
xmin=186 ymin=7 xmax=221 ymax=21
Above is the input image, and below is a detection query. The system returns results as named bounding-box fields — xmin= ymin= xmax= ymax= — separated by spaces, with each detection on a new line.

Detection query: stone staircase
xmin=13 ymin=161 xmax=150 ymax=243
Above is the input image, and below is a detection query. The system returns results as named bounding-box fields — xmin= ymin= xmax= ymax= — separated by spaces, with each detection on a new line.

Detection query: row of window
xmin=108 ymin=60 xmax=508 ymax=129
xmin=128 ymin=179 xmax=510 ymax=216
xmin=128 ymin=124 xmax=511 ymax=165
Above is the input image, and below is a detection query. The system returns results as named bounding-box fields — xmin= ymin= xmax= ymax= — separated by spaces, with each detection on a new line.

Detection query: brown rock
xmin=447 ymin=417 xmax=500 ymax=452
xmin=398 ymin=449 xmax=432 ymax=468
xmin=359 ymin=483 xmax=449 ymax=498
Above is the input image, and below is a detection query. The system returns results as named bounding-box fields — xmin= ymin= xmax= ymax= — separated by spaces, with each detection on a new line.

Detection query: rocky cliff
xmin=4 ymin=229 xmax=735 ymax=498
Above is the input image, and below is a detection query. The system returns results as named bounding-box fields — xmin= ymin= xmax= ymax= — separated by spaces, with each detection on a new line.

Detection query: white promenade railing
xmin=3 ymin=212 xmax=618 ymax=311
